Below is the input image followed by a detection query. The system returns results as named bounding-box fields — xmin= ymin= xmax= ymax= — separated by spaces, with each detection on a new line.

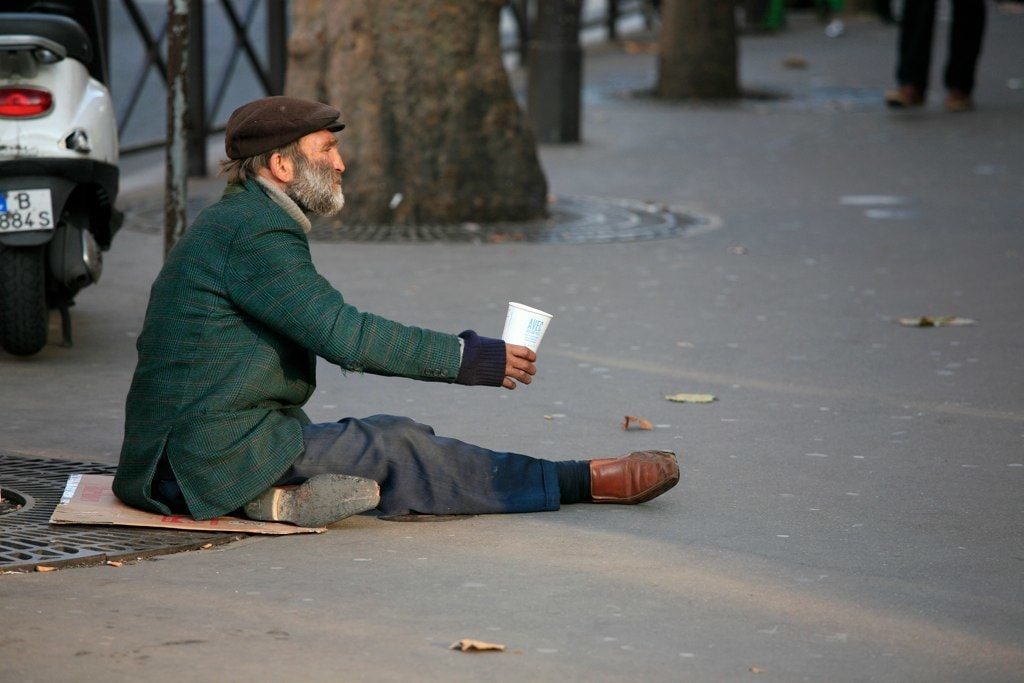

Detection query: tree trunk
xmin=656 ymin=0 xmax=739 ymax=100
xmin=287 ymin=0 xmax=548 ymax=226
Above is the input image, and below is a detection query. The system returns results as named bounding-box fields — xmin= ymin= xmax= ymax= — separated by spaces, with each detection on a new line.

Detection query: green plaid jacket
xmin=113 ymin=180 xmax=461 ymax=519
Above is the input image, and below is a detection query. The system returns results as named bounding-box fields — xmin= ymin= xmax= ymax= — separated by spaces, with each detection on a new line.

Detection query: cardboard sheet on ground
xmin=49 ymin=474 xmax=324 ymax=535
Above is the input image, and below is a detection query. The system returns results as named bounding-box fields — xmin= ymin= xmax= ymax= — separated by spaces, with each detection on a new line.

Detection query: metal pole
xmin=526 ymin=0 xmax=583 ymax=143
xmin=268 ymin=0 xmax=288 ymax=95
xmin=165 ymin=0 xmax=189 ymax=258
xmin=607 ymin=0 xmax=619 ymax=41
xmin=95 ymin=0 xmax=110 ymax=79
xmin=515 ymin=0 xmax=530 ymax=66
xmin=186 ymin=0 xmax=207 ymax=177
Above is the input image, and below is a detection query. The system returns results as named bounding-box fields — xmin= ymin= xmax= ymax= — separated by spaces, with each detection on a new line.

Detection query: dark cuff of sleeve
xmin=456 ymin=330 xmax=506 ymax=387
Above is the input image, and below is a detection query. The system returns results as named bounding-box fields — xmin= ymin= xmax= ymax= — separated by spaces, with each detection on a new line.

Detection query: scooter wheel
xmin=0 ymin=245 xmax=48 ymax=356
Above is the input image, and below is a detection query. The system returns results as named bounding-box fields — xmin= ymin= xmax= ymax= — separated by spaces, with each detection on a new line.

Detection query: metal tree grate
xmin=0 ymin=453 xmax=244 ymax=572
xmin=308 ymin=196 xmax=716 ymax=244
xmin=122 ymin=194 xmax=719 ymax=244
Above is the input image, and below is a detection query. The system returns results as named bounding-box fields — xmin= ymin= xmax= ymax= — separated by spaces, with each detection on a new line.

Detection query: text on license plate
xmin=0 ymin=189 xmax=55 ymax=233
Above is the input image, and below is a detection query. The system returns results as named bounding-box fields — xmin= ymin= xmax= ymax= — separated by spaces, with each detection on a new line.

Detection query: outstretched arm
xmin=455 ymin=331 xmax=537 ymax=389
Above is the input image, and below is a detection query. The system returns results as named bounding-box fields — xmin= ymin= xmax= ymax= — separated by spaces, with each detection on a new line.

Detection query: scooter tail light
xmin=0 ymin=87 xmax=53 ymax=118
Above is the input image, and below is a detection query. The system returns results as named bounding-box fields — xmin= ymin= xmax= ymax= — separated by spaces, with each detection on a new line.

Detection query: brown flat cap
xmin=225 ymin=96 xmax=345 ymax=159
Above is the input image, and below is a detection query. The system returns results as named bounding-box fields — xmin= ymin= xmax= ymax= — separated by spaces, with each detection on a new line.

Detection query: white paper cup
xmin=502 ymin=302 xmax=553 ymax=352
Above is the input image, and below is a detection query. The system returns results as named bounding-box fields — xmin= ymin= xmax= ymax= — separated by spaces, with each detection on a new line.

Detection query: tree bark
xmin=287 ymin=0 xmax=548 ymax=225
xmin=656 ymin=0 xmax=739 ymax=100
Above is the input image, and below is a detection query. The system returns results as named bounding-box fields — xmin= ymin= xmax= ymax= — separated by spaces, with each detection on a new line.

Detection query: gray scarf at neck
xmin=256 ymin=176 xmax=312 ymax=234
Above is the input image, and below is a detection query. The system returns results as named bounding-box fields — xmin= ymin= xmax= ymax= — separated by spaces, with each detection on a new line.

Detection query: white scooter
xmin=0 ymin=1 xmax=120 ymax=356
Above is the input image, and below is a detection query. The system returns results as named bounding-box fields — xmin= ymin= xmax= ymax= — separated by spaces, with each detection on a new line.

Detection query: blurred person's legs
xmin=894 ymin=0 xmax=937 ymax=98
xmin=877 ymin=0 xmax=896 ymax=22
xmin=890 ymin=0 xmax=986 ymax=109
xmin=821 ymin=0 xmax=845 ymax=36
xmin=760 ymin=0 xmax=785 ymax=30
xmin=943 ymin=0 xmax=986 ymax=110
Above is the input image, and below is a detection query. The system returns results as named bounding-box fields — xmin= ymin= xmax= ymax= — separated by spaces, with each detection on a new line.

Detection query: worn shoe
xmin=590 ymin=450 xmax=680 ymax=504
xmin=944 ymin=89 xmax=975 ymax=112
xmin=243 ymin=474 xmax=380 ymax=528
xmin=885 ymin=85 xmax=925 ymax=109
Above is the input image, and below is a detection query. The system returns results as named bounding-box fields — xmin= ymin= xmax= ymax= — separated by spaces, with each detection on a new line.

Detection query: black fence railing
xmin=102 ymin=0 xmax=287 ymax=167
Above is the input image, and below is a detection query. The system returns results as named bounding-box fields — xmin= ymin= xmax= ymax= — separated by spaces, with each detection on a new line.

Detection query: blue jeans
xmin=274 ymin=414 xmax=561 ymax=517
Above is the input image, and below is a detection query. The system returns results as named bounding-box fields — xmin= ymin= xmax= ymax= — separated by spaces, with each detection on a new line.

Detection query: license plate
xmin=0 ymin=189 xmax=55 ymax=233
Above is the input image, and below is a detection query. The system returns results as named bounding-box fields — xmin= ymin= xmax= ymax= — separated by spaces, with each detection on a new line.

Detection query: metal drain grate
xmin=308 ymin=196 xmax=715 ymax=244
xmin=123 ymin=194 xmax=718 ymax=244
xmin=0 ymin=453 xmax=244 ymax=572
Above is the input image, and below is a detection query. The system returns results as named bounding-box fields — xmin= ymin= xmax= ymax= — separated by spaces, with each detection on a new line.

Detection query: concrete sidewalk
xmin=3 ymin=9 xmax=1023 ymax=682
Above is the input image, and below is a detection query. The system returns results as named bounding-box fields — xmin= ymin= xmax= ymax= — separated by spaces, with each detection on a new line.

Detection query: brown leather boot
xmin=590 ymin=450 xmax=680 ymax=504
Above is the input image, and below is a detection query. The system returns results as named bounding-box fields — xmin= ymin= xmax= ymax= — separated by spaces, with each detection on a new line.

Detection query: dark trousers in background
xmin=897 ymin=0 xmax=986 ymax=94
xmin=275 ymin=414 xmax=561 ymax=517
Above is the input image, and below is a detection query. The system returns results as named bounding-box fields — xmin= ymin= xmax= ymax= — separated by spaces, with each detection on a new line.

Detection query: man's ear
xmin=267 ymin=151 xmax=295 ymax=184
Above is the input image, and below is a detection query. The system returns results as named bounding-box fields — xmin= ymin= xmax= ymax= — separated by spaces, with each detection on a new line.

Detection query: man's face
xmin=284 ymin=130 xmax=346 ymax=216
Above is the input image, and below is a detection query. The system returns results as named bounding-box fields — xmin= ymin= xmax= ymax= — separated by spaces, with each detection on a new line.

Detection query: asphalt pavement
xmin=2 ymin=9 xmax=1023 ymax=682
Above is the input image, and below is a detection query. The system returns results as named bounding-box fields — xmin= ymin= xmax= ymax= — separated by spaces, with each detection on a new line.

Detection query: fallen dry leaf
xmin=750 ymin=666 xmax=766 ymax=673
xmin=782 ymin=55 xmax=808 ymax=69
xmin=36 ymin=565 xmax=56 ymax=572
xmin=449 ymin=639 xmax=506 ymax=652
xmin=201 ymin=543 xmax=214 ymax=549
xmin=898 ymin=316 xmax=977 ymax=327
xmin=543 ymin=415 xmax=553 ymax=420
xmin=487 ymin=232 xmax=526 ymax=243
xmin=106 ymin=560 xmax=124 ymax=568
xmin=623 ymin=415 xmax=654 ymax=431
xmin=623 ymin=40 xmax=658 ymax=55
xmin=665 ymin=393 xmax=717 ymax=404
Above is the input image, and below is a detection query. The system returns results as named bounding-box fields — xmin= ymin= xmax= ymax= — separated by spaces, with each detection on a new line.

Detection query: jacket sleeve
xmin=224 ymin=222 xmax=461 ymax=382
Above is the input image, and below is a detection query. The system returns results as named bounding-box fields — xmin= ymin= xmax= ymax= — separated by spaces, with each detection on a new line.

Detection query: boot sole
xmin=622 ymin=468 xmax=680 ymax=504
xmin=245 ymin=474 xmax=380 ymax=528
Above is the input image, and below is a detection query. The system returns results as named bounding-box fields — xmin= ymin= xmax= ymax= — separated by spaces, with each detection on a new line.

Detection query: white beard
xmin=286 ymin=154 xmax=345 ymax=217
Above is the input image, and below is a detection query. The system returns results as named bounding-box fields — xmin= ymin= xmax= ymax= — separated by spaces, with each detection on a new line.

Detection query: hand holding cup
xmin=500 ymin=302 xmax=551 ymax=390
xmin=503 ymin=344 xmax=537 ymax=390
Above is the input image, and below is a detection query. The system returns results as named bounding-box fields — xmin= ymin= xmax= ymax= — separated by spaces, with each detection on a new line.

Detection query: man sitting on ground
xmin=113 ymin=96 xmax=679 ymax=527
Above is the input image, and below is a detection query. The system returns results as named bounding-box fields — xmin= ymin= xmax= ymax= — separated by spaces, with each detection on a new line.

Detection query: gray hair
xmin=218 ymin=138 xmax=303 ymax=184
